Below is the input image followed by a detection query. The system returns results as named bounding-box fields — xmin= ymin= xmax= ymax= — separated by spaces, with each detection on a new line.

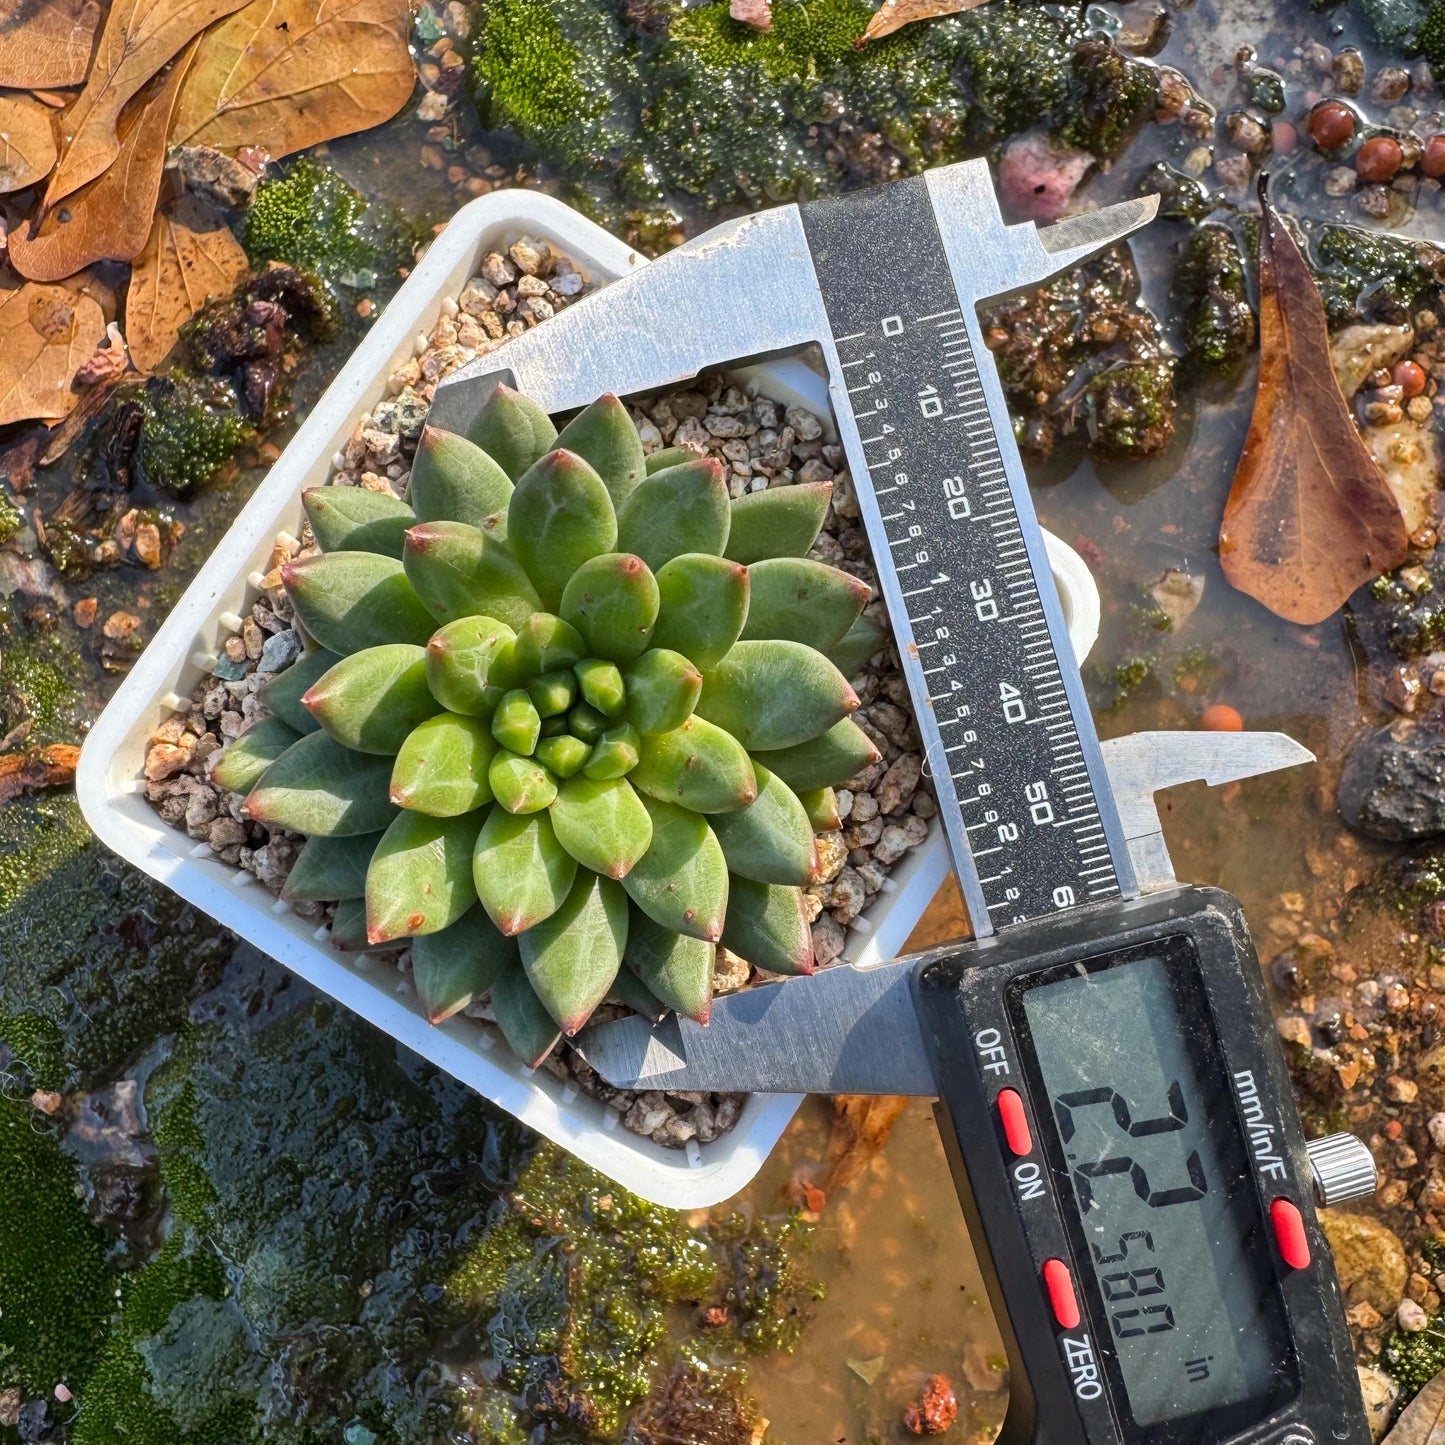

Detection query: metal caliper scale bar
xmin=432 ymin=160 xmax=1156 ymax=936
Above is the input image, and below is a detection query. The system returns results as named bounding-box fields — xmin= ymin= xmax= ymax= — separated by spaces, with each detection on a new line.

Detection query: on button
xmin=996 ymin=1088 xmax=1033 ymax=1156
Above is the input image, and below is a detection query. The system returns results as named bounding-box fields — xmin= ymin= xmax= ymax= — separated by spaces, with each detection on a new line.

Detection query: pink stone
xmin=997 ymin=132 xmax=1095 ymax=222
xmin=730 ymin=0 xmax=772 ymax=29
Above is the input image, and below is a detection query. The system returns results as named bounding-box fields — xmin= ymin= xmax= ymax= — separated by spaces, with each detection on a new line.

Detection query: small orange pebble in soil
xmin=1424 ymin=135 xmax=1445 ymax=179
xmin=1356 ymin=135 xmax=1404 ymax=181
xmin=904 ymin=1375 xmax=959 ymax=1436
xmin=73 ymin=596 xmax=97 ymax=628
xmin=1394 ymin=359 xmax=1428 ymax=398
xmin=1308 ymin=100 xmax=1355 ymax=150
xmin=1201 ymin=704 xmax=1244 ymax=732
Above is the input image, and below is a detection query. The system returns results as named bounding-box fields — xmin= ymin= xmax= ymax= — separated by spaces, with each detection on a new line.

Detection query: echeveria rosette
xmin=237 ymin=385 xmax=886 ymax=1068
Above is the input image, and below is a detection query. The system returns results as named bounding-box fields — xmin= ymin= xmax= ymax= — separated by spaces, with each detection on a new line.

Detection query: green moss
xmin=0 ymin=494 xmax=19 ymax=545
xmin=1310 ymin=223 xmax=1445 ymax=327
xmin=1172 ymin=224 xmax=1256 ymax=377
xmin=0 ymin=1012 xmax=66 ymax=1091
xmin=474 ymin=0 xmax=596 ymax=133
xmin=1420 ymin=0 xmax=1445 ymax=64
xmin=1139 ymin=162 xmax=1215 ymax=224
xmin=151 ymin=1079 xmax=218 ymax=1230
xmin=136 ymin=376 xmax=247 ymax=499
xmin=1385 ymin=1314 xmax=1445 ymax=1397
xmin=241 ymin=159 xmax=379 ymax=284
xmin=0 ymin=1094 xmax=112 ymax=1398
xmin=1055 ymin=37 xmax=1158 ymax=157
xmin=0 ymin=629 xmax=84 ymax=749
xmin=1355 ymin=0 xmax=1431 ymax=50
xmin=711 ymin=1211 xmax=821 ymax=1354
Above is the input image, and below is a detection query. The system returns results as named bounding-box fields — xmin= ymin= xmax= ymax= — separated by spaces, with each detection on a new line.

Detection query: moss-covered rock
xmin=1172 ymin=223 xmax=1256 ymax=377
xmin=135 ymin=376 xmax=248 ymax=499
xmin=240 ymin=158 xmax=383 ymax=286
xmin=1310 ymin=223 xmax=1445 ymax=329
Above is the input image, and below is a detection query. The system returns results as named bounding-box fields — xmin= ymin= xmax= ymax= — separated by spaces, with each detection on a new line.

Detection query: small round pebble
xmin=1201 ymin=704 xmax=1244 ymax=732
xmin=1356 ymin=135 xmax=1404 ymax=182
xmin=1423 ymin=135 xmax=1445 ymax=179
xmin=1309 ymin=100 xmax=1355 ymax=149
xmin=1398 ymin=1298 xmax=1429 ymax=1332
xmin=1394 ymin=360 xmax=1428 ymax=399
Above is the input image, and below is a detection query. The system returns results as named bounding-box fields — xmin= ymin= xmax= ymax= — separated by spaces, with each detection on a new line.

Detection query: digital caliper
xmin=430 ymin=160 xmax=1379 ymax=1445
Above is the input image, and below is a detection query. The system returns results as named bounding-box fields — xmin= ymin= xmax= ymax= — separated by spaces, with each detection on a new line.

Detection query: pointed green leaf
xmin=607 ymin=966 xmax=667 ymax=1022
xmin=626 ymin=910 xmax=713 ymax=1024
xmin=631 ymin=716 xmax=757 ymax=814
xmin=390 ymin=712 xmax=496 ymax=815
xmin=799 ymin=786 xmax=840 ymax=832
xmin=283 ymin=551 xmax=435 ymax=653
xmin=825 ymin=615 xmax=887 ymax=680
xmin=283 ymin=831 xmax=382 ymax=901
xmin=615 ymin=457 xmax=731 ymax=572
xmin=211 ymin=716 xmax=301 ymax=794
xmin=473 ymin=809 xmax=577 ymax=934
xmin=409 ymin=425 xmax=514 ymax=529
xmin=403 ymin=521 xmax=541 ymax=630
xmin=425 ymin=616 xmax=517 ymax=716
xmin=303 ymin=486 xmax=414 ymax=558
xmin=491 ymin=688 xmax=542 ymax=755
xmin=560 ymin=553 xmax=659 ymax=662
xmin=550 ymin=776 xmax=653 ymax=878
xmin=568 ymin=702 xmax=607 ymax=744
xmin=554 ymin=393 xmax=646 ymax=507
xmin=724 ymin=481 xmax=832 ymax=564
xmin=261 ymin=649 xmax=340 ymax=734
xmin=740 ymin=557 xmax=871 ymax=651
xmin=244 ymin=731 xmax=397 ymax=836
xmin=511 ymin=613 xmax=585 ymax=676
xmin=526 ymin=668 xmax=576 ymax=717
xmin=750 ymin=718 xmax=881 ymax=792
xmin=520 ymin=872 xmax=628 ymax=1034
xmin=621 ymin=795 xmax=728 ymax=940
xmin=466 ymin=383 xmax=557 ymax=482
xmin=574 ymin=658 xmax=625 ymax=717
xmin=697 ymin=640 xmax=857 ymax=751
xmin=304 ymin=644 xmax=441 ymax=755
xmin=709 ymin=764 xmax=818 ymax=885
xmin=583 ymin=722 xmax=641 ymax=781
xmin=411 ymin=906 xmax=518 ymax=1023
xmin=645 ymin=446 xmax=697 ymax=475
xmin=720 ymin=877 xmax=814 ymax=975
xmin=366 ymin=809 xmax=486 ymax=943
xmin=490 ymin=961 xmax=562 ymax=1066
xmin=651 ymin=554 xmax=749 ymax=669
xmin=534 ymin=734 xmax=590 ymax=778
xmin=489 ymin=751 xmax=557 ymax=813
xmin=329 ymin=897 xmax=372 ymax=951
xmin=507 ymin=449 xmax=617 ymax=609
xmin=624 ymin=649 xmax=702 ymax=735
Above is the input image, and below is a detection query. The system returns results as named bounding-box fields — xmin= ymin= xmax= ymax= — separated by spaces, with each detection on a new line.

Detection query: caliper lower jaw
xmin=1099 ymin=731 xmax=1314 ymax=894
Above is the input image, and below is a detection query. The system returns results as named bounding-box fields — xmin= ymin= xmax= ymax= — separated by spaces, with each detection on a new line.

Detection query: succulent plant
xmin=232 ymin=385 xmax=885 ymax=1067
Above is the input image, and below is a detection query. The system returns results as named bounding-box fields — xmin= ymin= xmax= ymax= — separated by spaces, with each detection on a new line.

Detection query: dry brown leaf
xmin=0 ymin=276 xmax=105 ymax=424
xmin=170 ymin=0 xmax=414 ymax=159
xmin=823 ymin=1094 xmax=909 ymax=1191
xmin=9 ymin=46 xmax=196 ymax=283
xmin=42 ymin=0 xmax=249 ymax=212
xmin=0 ymin=0 xmax=103 ymax=89
xmin=0 ymin=743 xmax=81 ymax=804
xmin=857 ymin=0 xmax=988 ymax=44
xmin=0 ymin=92 xmax=58 ymax=193
xmin=1218 ymin=182 xmax=1409 ymax=625
xmin=126 ymin=193 xmax=248 ymax=372
xmin=1382 ymin=1366 xmax=1445 ymax=1445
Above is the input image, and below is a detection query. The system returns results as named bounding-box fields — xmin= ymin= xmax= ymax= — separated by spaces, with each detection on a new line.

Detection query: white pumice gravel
xmin=144 ymin=240 xmax=935 ymax=1148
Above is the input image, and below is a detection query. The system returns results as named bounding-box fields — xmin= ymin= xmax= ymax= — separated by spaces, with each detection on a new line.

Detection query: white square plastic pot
xmin=78 ymin=191 xmax=1099 ymax=1208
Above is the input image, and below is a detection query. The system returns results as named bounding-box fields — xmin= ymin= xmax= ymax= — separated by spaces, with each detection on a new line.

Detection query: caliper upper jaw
xmin=1100 ymin=731 xmax=1315 ymax=894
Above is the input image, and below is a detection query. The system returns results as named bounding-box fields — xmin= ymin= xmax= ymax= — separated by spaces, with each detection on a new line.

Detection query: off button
xmin=996 ymin=1088 xmax=1033 ymax=1156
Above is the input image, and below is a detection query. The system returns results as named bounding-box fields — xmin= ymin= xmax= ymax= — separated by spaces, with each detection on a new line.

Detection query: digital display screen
xmin=1021 ymin=948 xmax=1295 ymax=1431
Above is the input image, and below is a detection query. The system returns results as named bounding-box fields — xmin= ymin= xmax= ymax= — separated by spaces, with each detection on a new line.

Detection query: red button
xmin=996 ymin=1088 xmax=1033 ymax=1156
xmin=1043 ymin=1258 xmax=1081 ymax=1329
xmin=1270 ymin=1198 xmax=1310 ymax=1269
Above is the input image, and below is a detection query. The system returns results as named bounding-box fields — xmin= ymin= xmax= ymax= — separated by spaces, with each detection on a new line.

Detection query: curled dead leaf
xmin=42 ymin=0 xmax=249 ymax=213
xmin=1219 ymin=180 xmax=1409 ymax=625
xmin=9 ymin=45 xmax=196 ymax=283
xmin=0 ymin=92 xmax=58 ymax=193
xmin=0 ymin=0 xmax=104 ymax=89
xmin=0 ymin=274 xmax=105 ymax=424
xmin=824 ymin=1094 xmax=909 ymax=1191
xmin=0 ymin=744 xmax=81 ymax=804
xmin=170 ymin=0 xmax=415 ymax=159
xmin=857 ymin=0 xmax=988 ymax=44
xmin=126 ymin=192 xmax=248 ymax=373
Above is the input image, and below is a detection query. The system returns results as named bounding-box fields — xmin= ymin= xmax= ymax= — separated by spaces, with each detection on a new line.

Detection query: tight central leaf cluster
xmin=224 ymin=386 xmax=884 ymax=1066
